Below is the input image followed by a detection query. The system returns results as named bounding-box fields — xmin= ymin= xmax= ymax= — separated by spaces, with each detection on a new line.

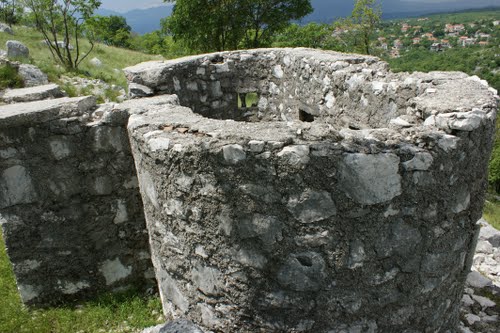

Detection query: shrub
xmin=0 ymin=63 xmax=23 ymax=89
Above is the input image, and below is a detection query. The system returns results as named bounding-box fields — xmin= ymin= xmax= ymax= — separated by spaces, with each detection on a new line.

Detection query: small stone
xmin=248 ymin=140 xmax=265 ymax=153
xmin=461 ymin=294 xmax=474 ymax=307
xmin=222 ymin=144 xmax=246 ymax=164
xmin=476 ymin=240 xmax=494 ymax=254
xmin=191 ymin=265 xmax=223 ymax=296
xmin=277 ymin=252 xmax=327 ymax=291
xmin=390 ymin=117 xmax=411 ymax=127
xmin=338 ymin=153 xmax=401 ymax=205
xmin=273 ymin=65 xmax=284 ymax=79
xmin=277 ymin=145 xmax=310 ymax=165
xmin=90 ymin=57 xmax=102 ymax=67
xmin=464 ymin=313 xmax=480 ymax=325
xmin=403 ymin=152 xmax=433 ymax=171
xmin=287 ymin=190 xmax=336 ymax=224
xmin=472 ymin=295 xmax=496 ymax=308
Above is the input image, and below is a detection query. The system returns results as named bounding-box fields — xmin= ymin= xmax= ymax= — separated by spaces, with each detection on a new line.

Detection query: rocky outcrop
xmin=18 ymin=64 xmax=49 ymax=87
xmin=6 ymin=40 xmax=29 ymax=59
xmin=0 ymin=22 xmax=13 ymax=35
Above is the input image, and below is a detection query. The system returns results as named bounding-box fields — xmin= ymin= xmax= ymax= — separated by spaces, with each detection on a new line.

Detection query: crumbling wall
xmin=0 ymin=96 xmax=157 ymax=305
xmin=125 ymin=49 xmax=422 ymax=128
xmin=125 ymin=49 xmax=499 ymax=332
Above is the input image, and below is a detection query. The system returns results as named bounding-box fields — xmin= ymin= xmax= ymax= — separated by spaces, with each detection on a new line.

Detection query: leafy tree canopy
xmin=85 ymin=15 xmax=131 ymax=48
xmin=163 ymin=0 xmax=313 ymax=52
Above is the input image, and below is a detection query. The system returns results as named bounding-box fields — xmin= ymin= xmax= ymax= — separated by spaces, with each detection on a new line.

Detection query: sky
xmin=100 ymin=0 xmax=167 ymax=13
xmin=101 ymin=0 xmax=499 ymax=13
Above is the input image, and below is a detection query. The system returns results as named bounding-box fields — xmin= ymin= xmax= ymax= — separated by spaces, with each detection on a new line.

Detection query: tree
xmin=273 ymin=23 xmax=339 ymax=50
xmin=0 ymin=0 xmax=23 ymax=26
xmin=22 ymin=0 xmax=101 ymax=70
xmin=163 ymin=0 xmax=312 ymax=52
xmin=240 ymin=0 xmax=313 ymax=48
xmin=350 ymin=0 xmax=381 ymax=55
xmin=85 ymin=15 xmax=131 ymax=48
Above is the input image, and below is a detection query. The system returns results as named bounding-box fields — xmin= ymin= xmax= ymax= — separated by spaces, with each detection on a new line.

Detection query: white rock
xmin=248 ymin=140 xmax=265 ymax=153
xmin=461 ymin=294 xmax=474 ymax=307
xmin=476 ymin=240 xmax=494 ymax=254
xmin=437 ymin=134 xmax=459 ymax=152
xmin=390 ymin=117 xmax=411 ymax=127
xmin=223 ymin=144 xmax=246 ymax=164
xmin=464 ymin=313 xmax=481 ymax=325
xmin=99 ymin=258 xmax=132 ymax=285
xmin=466 ymin=271 xmax=493 ymax=288
xmin=89 ymin=57 xmax=102 ymax=67
xmin=472 ymin=295 xmax=496 ymax=308
xmin=148 ymin=137 xmax=171 ymax=151
xmin=277 ymin=145 xmax=310 ymax=165
xmin=273 ymin=65 xmax=284 ymax=79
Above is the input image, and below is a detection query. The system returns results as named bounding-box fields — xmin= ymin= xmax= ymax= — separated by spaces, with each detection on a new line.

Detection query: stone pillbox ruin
xmin=0 ymin=48 xmax=497 ymax=332
xmin=123 ymin=49 xmax=498 ymax=332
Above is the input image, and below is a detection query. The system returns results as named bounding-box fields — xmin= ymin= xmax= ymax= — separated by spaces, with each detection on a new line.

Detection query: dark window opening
xmin=299 ymin=110 xmax=315 ymax=122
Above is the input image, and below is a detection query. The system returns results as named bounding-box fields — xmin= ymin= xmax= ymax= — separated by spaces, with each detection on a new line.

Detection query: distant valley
xmin=98 ymin=0 xmax=500 ymax=34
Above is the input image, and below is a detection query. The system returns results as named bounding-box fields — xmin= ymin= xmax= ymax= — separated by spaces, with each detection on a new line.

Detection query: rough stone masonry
xmin=0 ymin=96 xmax=161 ymax=305
xmin=124 ymin=48 xmax=498 ymax=332
xmin=0 ymin=48 xmax=498 ymax=332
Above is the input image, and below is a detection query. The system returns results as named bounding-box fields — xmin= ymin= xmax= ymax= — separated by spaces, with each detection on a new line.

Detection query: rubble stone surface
xmin=0 ymin=96 xmax=157 ymax=305
xmin=125 ymin=48 xmax=498 ymax=332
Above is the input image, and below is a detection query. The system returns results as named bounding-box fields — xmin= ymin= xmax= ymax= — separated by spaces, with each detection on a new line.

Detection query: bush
xmin=0 ymin=63 xmax=23 ymax=89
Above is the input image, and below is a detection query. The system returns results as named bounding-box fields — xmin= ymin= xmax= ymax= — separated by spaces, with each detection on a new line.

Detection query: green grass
xmin=0 ymin=25 xmax=160 ymax=91
xmin=0 ymin=230 xmax=164 ymax=333
xmin=0 ymin=63 xmax=23 ymax=89
xmin=483 ymin=199 xmax=500 ymax=231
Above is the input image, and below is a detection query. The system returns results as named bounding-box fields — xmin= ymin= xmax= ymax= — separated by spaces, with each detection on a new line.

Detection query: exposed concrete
xmin=125 ymin=48 xmax=498 ymax=332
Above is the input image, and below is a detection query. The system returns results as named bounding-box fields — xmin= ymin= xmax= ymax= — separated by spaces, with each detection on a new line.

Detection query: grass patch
xmin=0 ymin=25 xmax=160 ymax=90
xmin=483 ymin=198 xmax=500 ymax=230
xmin=0 ymin=229 xmax=163 ymax=333
xmin=0 ymin=63 xmax=23 ymax=89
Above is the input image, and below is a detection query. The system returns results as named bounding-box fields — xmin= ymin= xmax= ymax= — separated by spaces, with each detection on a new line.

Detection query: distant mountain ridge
xmin=96 ymin=5 xmax=173 ymax=35
xmin=99 ymin=1 xmax=500 ymax=34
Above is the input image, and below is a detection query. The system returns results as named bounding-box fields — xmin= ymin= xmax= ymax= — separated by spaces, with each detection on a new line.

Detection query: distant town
xmin=373 ymin=16 xmax=499 ymax=58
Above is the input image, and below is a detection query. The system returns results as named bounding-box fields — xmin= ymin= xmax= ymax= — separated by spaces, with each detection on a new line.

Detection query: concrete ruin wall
xmin=0 ymin=48 xmax=498 ymax=332
xmin=125 ymin=49 xmax=417 ymax=128
xmin=0 ymin=96 xmax=159 ymax=305
xmin=124 ymin=49 xmax=499 ymax=332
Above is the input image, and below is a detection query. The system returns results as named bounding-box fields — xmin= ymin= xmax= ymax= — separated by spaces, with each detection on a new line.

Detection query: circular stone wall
xmin=126 ymin=49 xmax=498 ymax=332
